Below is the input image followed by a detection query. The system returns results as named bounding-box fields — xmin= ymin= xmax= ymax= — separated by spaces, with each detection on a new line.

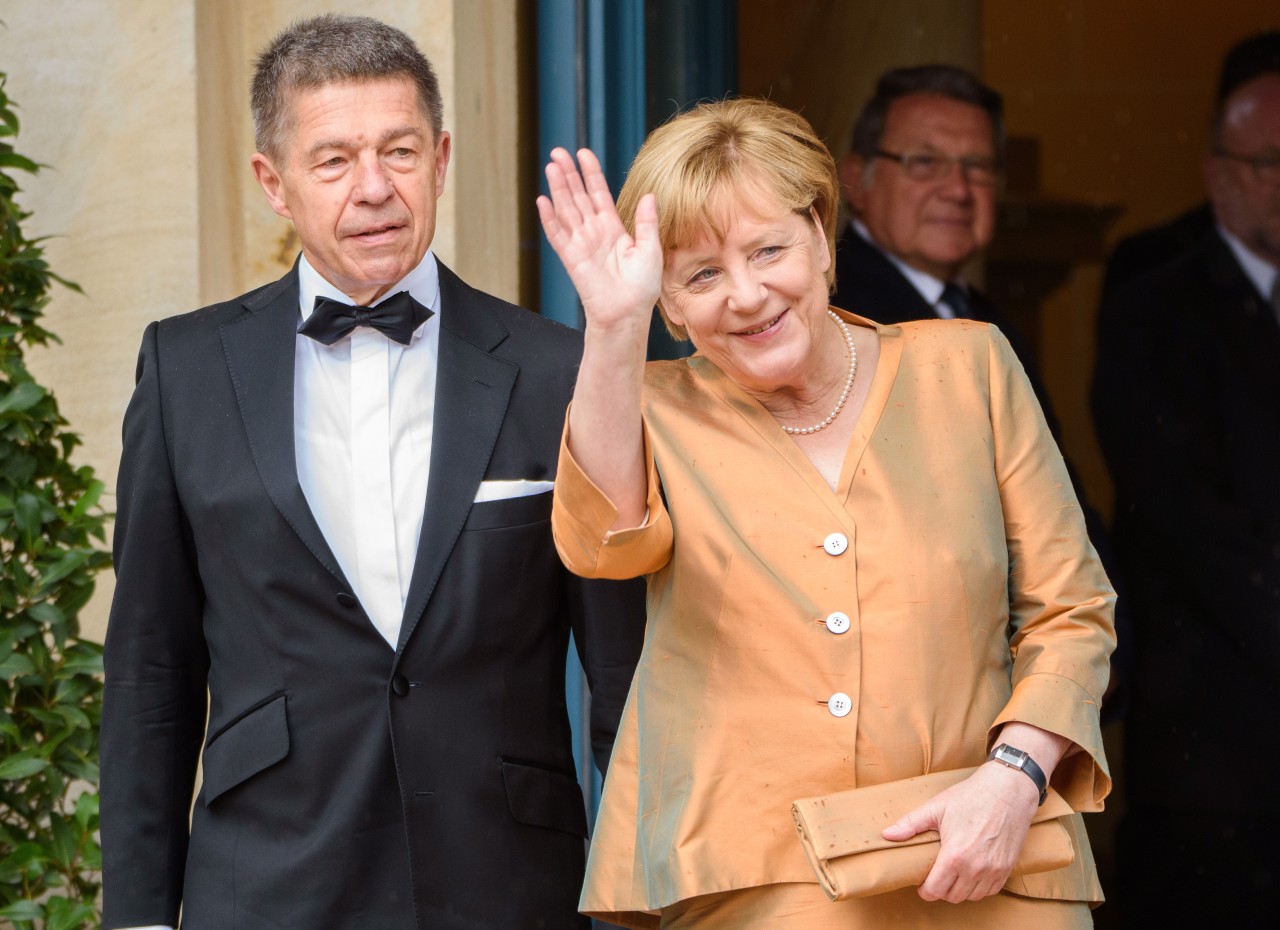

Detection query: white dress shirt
xmin=1218 ymin=223 xmax=1279 ymax=317
xmin=294 ymin=252 xmax=441 ymax=648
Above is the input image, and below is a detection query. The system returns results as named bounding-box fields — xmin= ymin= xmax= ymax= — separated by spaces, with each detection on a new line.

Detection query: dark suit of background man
xmin=99 ymin=14 xmax=644 ymax=930
xmin=1092 ymin=33 xmax=1280 ymax=930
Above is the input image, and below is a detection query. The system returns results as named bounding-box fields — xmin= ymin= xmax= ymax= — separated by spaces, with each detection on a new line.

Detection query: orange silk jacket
xmin=553 ymin=316 xmax=1116 ymax=928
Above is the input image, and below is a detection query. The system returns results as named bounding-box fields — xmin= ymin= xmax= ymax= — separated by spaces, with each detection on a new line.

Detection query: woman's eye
xmin=690 ymin=268 xmax=718 ymax=284
xmin=756 ymin=245 xmax=782 ymax=259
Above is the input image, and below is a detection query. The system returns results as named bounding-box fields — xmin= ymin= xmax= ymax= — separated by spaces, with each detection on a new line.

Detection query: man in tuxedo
xmin=99 ymin=14 xmax=644 ymax=930
xmin=1092 ymin=59 xmax=1280 ymax=928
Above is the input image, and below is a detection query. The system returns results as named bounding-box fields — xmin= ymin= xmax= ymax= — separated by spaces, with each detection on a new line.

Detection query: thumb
xmin=882 ymin=802 xmax=939 ymax=842
xmin=633 ymin=193 xmax=661 ymax=252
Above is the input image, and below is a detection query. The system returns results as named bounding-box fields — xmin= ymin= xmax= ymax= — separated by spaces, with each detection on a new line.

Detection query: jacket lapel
xmin=219 ymin=268 xmax=347 ymax=582
xmin=397 ymin=264 xmax=518 ymax=652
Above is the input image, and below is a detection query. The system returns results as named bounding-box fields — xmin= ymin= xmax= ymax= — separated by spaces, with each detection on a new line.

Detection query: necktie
xmin=940 ymin=282 xmax=972 ymax=319
xmin=299 ymin=291 xmax=432 ymax=346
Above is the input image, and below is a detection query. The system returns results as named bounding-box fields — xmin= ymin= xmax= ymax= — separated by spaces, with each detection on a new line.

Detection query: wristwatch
xmin=987 ymin=743 xmax=1048 ymax=805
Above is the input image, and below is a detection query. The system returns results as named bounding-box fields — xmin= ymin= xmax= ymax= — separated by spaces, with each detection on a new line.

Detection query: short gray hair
xmin=850 ymin=65 xmax=1004 ymax=163
xmin=251 ymin=14 xmax=443 ymax=161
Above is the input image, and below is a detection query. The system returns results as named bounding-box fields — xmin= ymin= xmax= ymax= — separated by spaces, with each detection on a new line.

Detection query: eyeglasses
xmin=873 ymin=149 xmax=1002 ymax=187
xmin=1212 ymin=147 xmax=1280 ymax=184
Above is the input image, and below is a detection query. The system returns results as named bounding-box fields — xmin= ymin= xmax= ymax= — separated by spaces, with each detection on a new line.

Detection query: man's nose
xmin=936 ymin=158 xmax=975 ymax=200
xmin=352 ymin=154 xmax=395 ymax=204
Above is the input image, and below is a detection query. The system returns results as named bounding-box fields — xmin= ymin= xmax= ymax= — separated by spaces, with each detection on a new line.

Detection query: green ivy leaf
xmin=0 ymin=381 xmax=45 ymax=414
xmin=72 ymin=791 xmax=97 ymax=827
xmin=46 ymin=899 xmax=96 ymax=930
xmin=36 ymin=548 xmax=91 ymax=593
xmin=0 ymin=754 xmax=48 ymax=779
xmin=48 ymin=815 xmax=76 ymax=869
xmin=0 ymin=652 xmax=35 ymax=678
xmin=0 ymin=899 xmax=45 ymax=921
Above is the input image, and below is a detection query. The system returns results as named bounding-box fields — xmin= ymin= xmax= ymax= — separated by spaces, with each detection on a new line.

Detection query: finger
xmin=633 ymin=193 xmax=662 ymax=255
xmin=944 ymin=877 xmax=977 ymax=905
xmin=535 ymin=195 xmax=563 ymax=245
xmin=555 ymin=147 xmax=596 ymax=218
xmin=544 ymin=154 xmax=586 ymax=227
xmin=577 ymin=148 xmax=617 ymax=212
xmin=916 ymin=865 xmax=953 ymax=903
xmin=882 ymin=804 xmax=935 ymax=842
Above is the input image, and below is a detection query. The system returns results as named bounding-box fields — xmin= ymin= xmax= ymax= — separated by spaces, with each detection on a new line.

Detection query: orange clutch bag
xmin=791 ymin=766 xmax=1076 ymax=900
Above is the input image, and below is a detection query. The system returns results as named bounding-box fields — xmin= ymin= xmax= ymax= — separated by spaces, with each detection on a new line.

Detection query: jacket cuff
xmin=552 ymin=414 xmax=672 ymax=579
xmin=991 ymin=672 xmax=1111 ymax=812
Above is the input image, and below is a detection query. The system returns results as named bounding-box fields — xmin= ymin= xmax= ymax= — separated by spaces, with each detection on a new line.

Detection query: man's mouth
xmin=353 ymin=223 xmax=402 ymax=239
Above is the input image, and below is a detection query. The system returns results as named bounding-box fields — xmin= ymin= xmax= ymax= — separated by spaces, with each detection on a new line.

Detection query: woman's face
xmin=662 ymin=190 xmax=833 ymax=398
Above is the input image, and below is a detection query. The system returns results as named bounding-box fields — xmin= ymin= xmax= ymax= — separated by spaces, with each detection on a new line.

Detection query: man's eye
xmin=907 ymin=154 xmax=940 ymax=172
xmin=323 ymin=157 xmax=345 ymax=168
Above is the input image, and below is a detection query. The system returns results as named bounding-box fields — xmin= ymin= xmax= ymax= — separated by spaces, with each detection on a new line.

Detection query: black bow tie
xmin=299 ymin=291 xmax=432 ymax=346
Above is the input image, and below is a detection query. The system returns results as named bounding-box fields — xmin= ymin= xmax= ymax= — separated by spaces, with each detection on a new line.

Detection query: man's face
xmin=252 ymin=77 xmax=450 ymax=304
xmin=1206 ymin=73 xmax=1280 ymax=268
xmin=843 ymin=93 xmax=998 ymax=281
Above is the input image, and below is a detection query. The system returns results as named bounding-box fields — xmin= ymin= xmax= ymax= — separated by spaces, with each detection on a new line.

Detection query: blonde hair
xmin=616 ymin=98 xmax=839 ymax=340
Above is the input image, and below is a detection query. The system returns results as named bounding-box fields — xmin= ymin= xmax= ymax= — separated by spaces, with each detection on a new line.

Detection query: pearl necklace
xmin=781 ymin=310 xmax=858 ymax=436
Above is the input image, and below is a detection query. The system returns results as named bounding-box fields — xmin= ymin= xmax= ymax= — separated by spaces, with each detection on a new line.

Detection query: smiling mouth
xmin=736 ymin=313 xmax=784 ymax=336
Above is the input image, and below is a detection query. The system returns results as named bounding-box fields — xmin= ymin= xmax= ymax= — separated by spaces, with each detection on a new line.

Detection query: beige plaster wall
xmin=2 ymin=0 xmax=521 ymax=643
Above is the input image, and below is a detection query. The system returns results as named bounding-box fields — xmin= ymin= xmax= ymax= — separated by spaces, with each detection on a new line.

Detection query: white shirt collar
xmin=1217 ymin=224 xmax=1278 ymax=303
xmin=851 ymin=219 xmax=948 ymax=307
xmin=296 ymin=250 xmax=442 ymax=337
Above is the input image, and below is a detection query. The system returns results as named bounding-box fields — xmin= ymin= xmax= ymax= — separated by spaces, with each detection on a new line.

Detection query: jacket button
xmin=335 ymin=592 xmax=358 ymax=608
xmin=825 ymin=611 xmax=851 ymax=634
xmin=391 ymin=675 xmax=410 ymax=696
xmin=827 ymin=692 xmax=852 ymax=718
xmin=823 ymin=532 xmax=849 ymax=556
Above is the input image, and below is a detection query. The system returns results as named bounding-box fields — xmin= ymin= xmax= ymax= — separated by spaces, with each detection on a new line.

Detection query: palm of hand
xmin=538 ymin=147 xmax=663 ymax=329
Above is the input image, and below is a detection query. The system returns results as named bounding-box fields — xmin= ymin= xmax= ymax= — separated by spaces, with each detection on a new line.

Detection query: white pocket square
xmin=473 ymin=479 xmax=555 ymax=503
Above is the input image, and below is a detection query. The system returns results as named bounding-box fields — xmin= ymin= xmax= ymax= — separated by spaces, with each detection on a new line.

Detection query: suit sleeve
xmin=982 ymin=328 xmax=1117 ymax=812
xmin=100 ymin=322 xmax=209 ymax=929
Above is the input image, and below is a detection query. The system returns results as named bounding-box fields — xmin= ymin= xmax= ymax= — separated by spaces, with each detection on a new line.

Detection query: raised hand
xmin=537 ymin=148 xmax=663 ymax=333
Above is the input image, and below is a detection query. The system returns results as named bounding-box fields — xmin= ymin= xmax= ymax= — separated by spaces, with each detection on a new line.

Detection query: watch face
xmin=995 ymin=745 xmax=1026 ymax=768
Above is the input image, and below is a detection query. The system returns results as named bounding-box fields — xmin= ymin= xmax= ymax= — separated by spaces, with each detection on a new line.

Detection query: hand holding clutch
xmin=791 ymin=767 xmax=1076 ymax=901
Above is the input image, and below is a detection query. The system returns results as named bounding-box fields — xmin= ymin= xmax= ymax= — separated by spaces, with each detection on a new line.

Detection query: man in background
xmin=1100 ymin=31 xmax=1280 ymax=299
xmin=100 ymin=14 xmax=643 ymax=930
xmin=833 ymin=65 xmax=1057 ymax=428
xmin=1092 ymin=38 xmax=1280 ymax=929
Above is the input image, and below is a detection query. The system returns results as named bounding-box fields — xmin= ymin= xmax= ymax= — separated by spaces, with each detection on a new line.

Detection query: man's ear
xmin=251 ymin=152 xmax=293 ymax=220
xmin=838 ymin=153 xmax=869 ymax=214
xmin=432 ymin=130 xmax=452 ymax=197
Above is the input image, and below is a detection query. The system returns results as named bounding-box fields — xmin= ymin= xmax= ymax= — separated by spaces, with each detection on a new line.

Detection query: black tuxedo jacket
xmin=100 ymin=262 xmax=646 ymax=930
xmin=1093 ymin=230 xmax=1280 ymax=815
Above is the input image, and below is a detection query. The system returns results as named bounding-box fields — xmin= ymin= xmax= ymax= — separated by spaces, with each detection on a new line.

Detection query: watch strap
xmin=987 ymin=743 xmax=1049 ymax=805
